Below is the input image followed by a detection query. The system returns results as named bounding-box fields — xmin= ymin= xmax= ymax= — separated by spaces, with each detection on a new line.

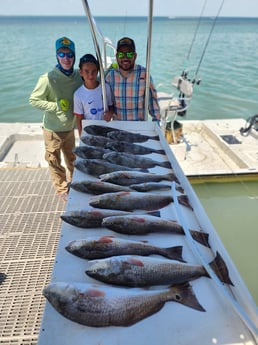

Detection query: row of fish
xmin=43 ymin=124 xmax=233 ymax=329
xmin=61 ymin=211 xmax=210 ymax=247
xmin=64 ymin=235 xmax=232 ymax=287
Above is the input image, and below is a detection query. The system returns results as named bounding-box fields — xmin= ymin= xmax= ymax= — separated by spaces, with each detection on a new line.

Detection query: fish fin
xmin=189 ymin=229 xmax=210 ymax=248
xmin=209 ymin=251 xmax=234 ymax=286
xmin=165 ymin=245 xmax=185 ymax=262
xmin=171 ymin=283 xmax=206 ymax=312
xmin=166 ymin=173 xmax=179 ymax=183
xmin=178 ymin=195 xmax=193 ymax=210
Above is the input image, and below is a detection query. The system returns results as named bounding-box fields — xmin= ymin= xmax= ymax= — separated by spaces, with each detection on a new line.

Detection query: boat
xmin=158 ymin=108 xmax=258 ymax=183
xmin=36 ymin=120 xmax=257 ymax=345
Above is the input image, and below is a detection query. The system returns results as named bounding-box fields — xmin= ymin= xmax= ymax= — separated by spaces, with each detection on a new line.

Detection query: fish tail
xmin=146 ymin=211 xmax=161 ymax=217
xmin=155 ymin=149 xmax=166 ymax=155
xmin=159 ymin=161 xmax=172 ymax=169
xmin=189 ymin=229 xmax=210 ymax=248
xmin=170 ymin=283 xmax=206 ymax=312
xmin=152 ymin=135 xmax=160 ymax=141
xmin=209 ymin=251 xmax=234 ymax=286
xmin=178 ymin=195 xmax=193 ymax=210
xmin=164 ymin=245 xmax=185 ymax=262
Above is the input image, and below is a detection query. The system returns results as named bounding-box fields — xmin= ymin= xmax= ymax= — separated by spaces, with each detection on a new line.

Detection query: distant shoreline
xmin=0 ymin=15 xmax=258 ymax=20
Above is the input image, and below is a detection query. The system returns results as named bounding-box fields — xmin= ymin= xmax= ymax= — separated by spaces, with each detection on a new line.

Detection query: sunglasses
xmin=57 ymin=51 xmax=74 ymax=58
xmin=117 ymin=51 xmax=134 ymax=59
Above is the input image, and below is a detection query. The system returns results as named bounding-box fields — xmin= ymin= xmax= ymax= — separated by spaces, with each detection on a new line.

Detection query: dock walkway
xmin=0 ymin=167 xmax=65 ymax=344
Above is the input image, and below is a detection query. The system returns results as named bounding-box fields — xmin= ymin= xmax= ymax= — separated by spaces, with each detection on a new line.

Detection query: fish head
xmin=85 ymin=258 xmax=122 ymax=282
xmin=43 ymin=283 xmax=78 ymax=312
xmin=101 ymin=216 xmax=121 ymax=229
xmin=65 ymin=240 xmax=82 ymax=254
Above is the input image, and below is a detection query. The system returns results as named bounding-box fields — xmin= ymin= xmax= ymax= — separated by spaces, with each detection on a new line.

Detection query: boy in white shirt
xmin=73 ymin=54 xmax=113 ymax=136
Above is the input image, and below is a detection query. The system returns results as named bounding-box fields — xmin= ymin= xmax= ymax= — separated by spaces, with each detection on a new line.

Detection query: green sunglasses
xmin=117 ymin=51 xmax=135 ymax=59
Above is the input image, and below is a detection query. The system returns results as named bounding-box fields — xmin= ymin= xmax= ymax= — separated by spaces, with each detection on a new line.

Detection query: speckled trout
xmin=89 ymin=191 xmax=173 ymax=211
xmin=107 ymin=130 xmax=159 ymax=143
xmin=65 ymin=236 xmax=184 ymax=261
xmin=43 ymin=282 xmax=205 ymax=327
xmin=130 ymin=181 xmax=184 ymax=194
xmin=61 ymin=209 xmax=133 ymax=228
xmin=99 ymin=170 xmax=179 ymax=186
xmin=80 ymin=134 xmax=116 ymax=147
xmin=73 ymin=145 xmax=111 ymax=159
xmin=70 ymin=180 xmax=133 ymax=195
xmin=86 ymin=253 xmax=233 ymax=287
xmin=105 ymin=141 xmax=166 ymax=155
xmin=103 ymin=151 xmax=172 ymax=169
xmin=84 ymin=124 xmax=159 ymax=142
xmin=102 ymin=214 xmax=210 ymax=247
xmin=84 ymin=124 xmax=120 ymax=136
xmin=61 ymin=209 xmax=160 ymax=228
xmin=74 ymin=159 xmax=147 ymax=177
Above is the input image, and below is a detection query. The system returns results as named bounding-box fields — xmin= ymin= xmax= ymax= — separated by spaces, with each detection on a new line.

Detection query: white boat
xmin=37 ymin=120 xmax=257 ymax=345
xmin=158 ymin=108 xmax=258 ymax=182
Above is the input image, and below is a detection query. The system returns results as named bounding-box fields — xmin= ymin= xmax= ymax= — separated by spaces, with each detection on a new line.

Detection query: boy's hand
xmin=103 ymin=111 xmax=113 ymax=122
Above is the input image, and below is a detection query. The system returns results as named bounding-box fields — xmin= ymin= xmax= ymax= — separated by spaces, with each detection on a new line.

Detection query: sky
xmin=1 ymin=0 xmax=258 ymax=17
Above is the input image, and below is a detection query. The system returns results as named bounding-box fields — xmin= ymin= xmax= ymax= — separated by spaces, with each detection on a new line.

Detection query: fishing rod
xmin=81 ymin=0 xmax=108 ymax=112
xmin=193 ymin=0 xmax=225 ymax=83
xmin=144 ymin=0 xmax=153 ymax=121
xmin=181 ymin=0 xmax=225 ymax=85
xmin=184 ymin=0 xmax=208 ymax=73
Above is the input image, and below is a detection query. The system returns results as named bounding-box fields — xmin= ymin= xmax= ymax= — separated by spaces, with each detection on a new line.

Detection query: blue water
xmin=0 ymin=16 xmax=257 ymax=304
xmin=0 ymin=16 xmax=257 ymax=122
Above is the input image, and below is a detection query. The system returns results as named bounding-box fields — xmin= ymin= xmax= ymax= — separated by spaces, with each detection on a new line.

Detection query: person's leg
xmin=43 ymin=129 xmax=68 ymax=195
xmin=61 ymin=130 xmax=76 ymax=183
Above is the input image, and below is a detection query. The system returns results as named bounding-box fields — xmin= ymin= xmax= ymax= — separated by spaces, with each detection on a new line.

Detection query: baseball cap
xmin=79 ymin=54 xmax=99 ymax=69
xmin=116 ymin=37 xmax=136 ymax=52
xmin=56 ymin=37 xmax=75 ymax=54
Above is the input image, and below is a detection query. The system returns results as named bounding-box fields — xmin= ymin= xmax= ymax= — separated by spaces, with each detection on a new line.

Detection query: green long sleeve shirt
xmin=29 ymin=67 xmax=82 ymax=132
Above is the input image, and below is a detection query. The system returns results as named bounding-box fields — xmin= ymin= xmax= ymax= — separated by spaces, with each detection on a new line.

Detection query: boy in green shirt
xmin=29 ymin=37 xmax=82 ymax=201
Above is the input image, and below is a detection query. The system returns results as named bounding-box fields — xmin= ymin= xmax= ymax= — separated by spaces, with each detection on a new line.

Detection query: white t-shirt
xmin=73 ymin=82 xmax=113 ymax=120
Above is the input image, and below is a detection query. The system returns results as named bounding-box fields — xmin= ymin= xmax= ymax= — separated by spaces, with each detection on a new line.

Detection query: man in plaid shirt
xmin=105 ymin=37 xmax=160 ymax=122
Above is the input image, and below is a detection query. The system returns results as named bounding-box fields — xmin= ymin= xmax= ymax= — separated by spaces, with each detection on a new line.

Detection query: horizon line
xmin=0 ymin=14 xmax=258 ymax=18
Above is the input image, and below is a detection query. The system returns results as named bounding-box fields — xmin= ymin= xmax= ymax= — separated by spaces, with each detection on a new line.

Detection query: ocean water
xmin=0 ymin=16 xmax=258 ymax=122
xmin=0 ymin=16 xmax=257 ymax=304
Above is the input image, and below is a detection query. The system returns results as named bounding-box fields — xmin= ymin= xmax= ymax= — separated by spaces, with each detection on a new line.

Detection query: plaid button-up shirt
xmin=106 ymin=64 xmax=160 ymax=121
